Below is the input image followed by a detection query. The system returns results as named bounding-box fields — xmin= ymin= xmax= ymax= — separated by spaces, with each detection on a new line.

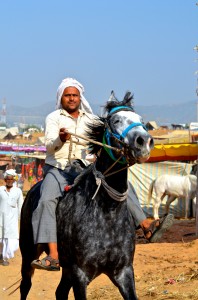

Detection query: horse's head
xmin=103 ymin=91 xmax=154 ymax=165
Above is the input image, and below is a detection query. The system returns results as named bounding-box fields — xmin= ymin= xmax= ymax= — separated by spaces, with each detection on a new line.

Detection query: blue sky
xmin=0 ymin=0 xmax=197 ymax=110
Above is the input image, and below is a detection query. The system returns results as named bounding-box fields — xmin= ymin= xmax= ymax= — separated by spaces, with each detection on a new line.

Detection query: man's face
xmin=4 ymin=175 xmax=15 ymax=187
xmin=61 ymin=87 xmax=81 ymax=113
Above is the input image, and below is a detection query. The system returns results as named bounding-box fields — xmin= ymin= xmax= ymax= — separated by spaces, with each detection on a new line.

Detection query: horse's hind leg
xmin=56 ymin=268 xmax=73 ymax=300
xmin=165 ymin=195 xmax=176 ymax=215
xmin=185 ymin=197 xmax=190 ymax=219
xmin=109 ymin=266 xmax=138 ymax=300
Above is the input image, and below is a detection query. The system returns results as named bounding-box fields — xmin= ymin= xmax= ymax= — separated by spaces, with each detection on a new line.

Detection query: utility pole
xmin=196 ymin=80 xmax=198 ymax=122
xmin=0 ymin=98 xmax=6 ymax=125
xmin=196 ymin=163 xmax=198 ymax=237
xmin=194 ymin=45 xmax=198 ymax=122
xmin=193 ymin=41 xmax=198 ymax=236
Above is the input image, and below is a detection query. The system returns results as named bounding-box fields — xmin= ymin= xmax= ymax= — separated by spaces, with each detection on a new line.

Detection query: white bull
xmin=148 ymin=174 xmax=197 ymax=219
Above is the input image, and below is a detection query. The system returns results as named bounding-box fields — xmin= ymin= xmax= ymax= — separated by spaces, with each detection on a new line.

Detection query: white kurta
xmin=0 ymin=186 xmax=23 ymax=259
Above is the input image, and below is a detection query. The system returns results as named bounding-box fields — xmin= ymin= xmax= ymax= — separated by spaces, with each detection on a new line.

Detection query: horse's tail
xmin=147 ymin=179 xmax=155 ymax=206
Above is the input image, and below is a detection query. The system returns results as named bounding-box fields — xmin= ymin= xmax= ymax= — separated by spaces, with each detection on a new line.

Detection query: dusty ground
xmin=0 ymin=218 xmax=198 ymax=300
xmin=1 ymin=132 xmax=197 ymax=299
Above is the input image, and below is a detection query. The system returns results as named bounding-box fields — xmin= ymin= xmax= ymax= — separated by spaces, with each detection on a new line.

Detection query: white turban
xmin=56 ymin=77 xmax=93 ymax=114
xmin=4 ymin=169 xmax=17 ymax=178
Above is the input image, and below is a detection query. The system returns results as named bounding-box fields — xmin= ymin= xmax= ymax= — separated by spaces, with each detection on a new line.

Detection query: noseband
xmin=103 ymin=106 xmax=147 ymax=164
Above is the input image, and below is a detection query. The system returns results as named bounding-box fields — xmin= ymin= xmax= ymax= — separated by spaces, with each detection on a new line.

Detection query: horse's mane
xmin=86 ymin=91 xmax=135 ymax=155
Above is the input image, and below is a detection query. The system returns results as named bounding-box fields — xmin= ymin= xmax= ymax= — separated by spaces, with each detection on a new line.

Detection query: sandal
xmin=144 ymin=214 xmax=174 ymax=243
xmin=31 ymin=255 xmax=60 ymax=271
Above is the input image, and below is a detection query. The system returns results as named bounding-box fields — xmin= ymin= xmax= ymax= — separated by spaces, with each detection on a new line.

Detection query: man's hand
xmin=59 ymin=128 xmax=71 ymax=143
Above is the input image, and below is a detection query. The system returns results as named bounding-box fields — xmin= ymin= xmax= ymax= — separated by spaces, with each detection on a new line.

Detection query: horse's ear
xmin=123 ymin=91 xmax=134 ymax=107
xmin=103 ymin=90 xmax=119 ymax=115
xmin=124 ymin=91 xmax=133 ymax=102
xmin=107 ymin=90 xmax=117 ymax=103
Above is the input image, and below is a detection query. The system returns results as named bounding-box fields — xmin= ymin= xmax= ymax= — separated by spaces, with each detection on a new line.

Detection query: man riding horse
xmin=31 ymin=77 xmax=174 ymax=271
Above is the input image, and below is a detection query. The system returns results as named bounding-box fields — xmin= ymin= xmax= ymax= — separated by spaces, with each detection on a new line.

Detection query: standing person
xmin=31 ymin=77 xmax=173 ymax=271
xmin=0 ymin=169 xmax=23 ymax=266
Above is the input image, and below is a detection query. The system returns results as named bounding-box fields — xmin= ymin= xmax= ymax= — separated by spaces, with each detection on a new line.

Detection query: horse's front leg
xmin=20 ymin=257 xmax=35 ymax=300
xmin=72 ymin=266 xmax=90 ymax=300
xmin=56 ymin=268 xmax=72 ymax=300
xmin=109 ymin=266 xmax=138 ymax=300
xmin=153 ymin=195 xmax=161 ymax=219
xmin=56 ymin=266 xmax=89 ymax=300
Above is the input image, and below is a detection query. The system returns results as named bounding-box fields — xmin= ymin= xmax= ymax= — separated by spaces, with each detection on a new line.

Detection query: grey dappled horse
xmin=19 ymin=91 xmax=154 ymax=300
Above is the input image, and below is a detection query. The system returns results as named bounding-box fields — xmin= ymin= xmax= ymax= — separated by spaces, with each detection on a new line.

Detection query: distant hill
xmin=135 ymin=101 xmax=197 ymax=126
xmin=5 ymin=100 xmax=197 ymax=127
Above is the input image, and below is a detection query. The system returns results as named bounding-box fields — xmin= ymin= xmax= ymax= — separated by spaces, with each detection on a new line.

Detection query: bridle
xmin=103 ymin=105 xmax=147 ymax=167
xmin=66 ymin=105 xmax=148 ymax=201
xmin=92 ymin=106 xmax=148 ymax=200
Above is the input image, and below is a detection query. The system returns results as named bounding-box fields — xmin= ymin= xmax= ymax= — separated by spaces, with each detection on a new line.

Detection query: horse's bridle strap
xmin=104 ymin=105 xmax=147 ymax=164
xmin=108 ymin=106 xmax=147 ymax=140
xmin=108 ymin=106 xmax=134 ymax=117
xmin=121 ymin=122 xmax=147 ymax=138
xmin=103 ymin=133 xmax=126 ymax=164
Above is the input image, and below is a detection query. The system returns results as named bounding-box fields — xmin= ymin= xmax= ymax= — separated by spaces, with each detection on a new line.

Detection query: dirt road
xmin=0 ymin=219 xmax=197 ymax=300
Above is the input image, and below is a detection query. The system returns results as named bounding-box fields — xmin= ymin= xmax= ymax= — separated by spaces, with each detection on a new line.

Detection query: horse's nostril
xmin=136 ymin=136 xmax=144 ymax=147
xmin=150 ymin=138 xmax=154 ymax=149
xmin=135 ymin=136 xmax=154 ymax=150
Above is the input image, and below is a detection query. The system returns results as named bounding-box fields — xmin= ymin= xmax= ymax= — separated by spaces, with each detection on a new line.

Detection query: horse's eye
xmin=113 ymin=119 xmax=120 ymax=125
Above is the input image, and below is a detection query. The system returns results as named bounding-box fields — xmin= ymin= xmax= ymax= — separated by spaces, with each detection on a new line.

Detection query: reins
xmin=66 ymin=130 xmax=129 ymax=176
xmin=66 ymin=104 xmax=145 ymax=175
xmin=65 ymin=128 xmax=129 ymax=201
xmin=65 ymin=106 xmax=146 ymax=201
xmin=66 ymin=130 xmax=129 ymax=177
xmin=66 ymin=130 xmax=123 ymax=154
xmin=91 ymin=164 xmax=128 ymax=201
xmin=102 ymin=154 xmax=129 ymax=177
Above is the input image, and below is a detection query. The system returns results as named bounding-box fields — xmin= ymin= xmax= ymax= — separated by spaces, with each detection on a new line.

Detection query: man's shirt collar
xmin=60 ymin=108 xmax=84 ymax=117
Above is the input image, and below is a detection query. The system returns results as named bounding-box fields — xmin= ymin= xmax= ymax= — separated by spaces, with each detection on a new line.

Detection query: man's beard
xmin=64 ymin=103 xmax=80 ymax=113
xmin=66 ymin=107 xmax=78 ymax=113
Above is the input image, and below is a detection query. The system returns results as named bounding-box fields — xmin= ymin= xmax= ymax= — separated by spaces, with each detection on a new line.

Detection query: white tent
xmin=189 ymin=122 xmax=198 ymax=131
